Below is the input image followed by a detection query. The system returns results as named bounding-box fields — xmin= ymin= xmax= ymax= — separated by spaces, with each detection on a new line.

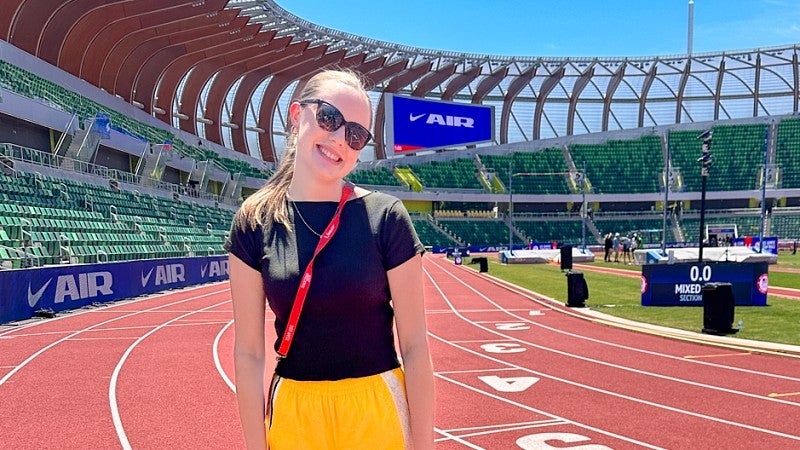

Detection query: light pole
xmin=508 ymin=161 xmax=513 ymax=254
xmin=581 ymin=161 xmax=587 ymax=251
xmin=697 ymin=130 xmax=713 ymax=263
xmin=758 ymin=125 xmax=770 ymax=253
xmin=662 ymin=136 xmax=671 ymax=256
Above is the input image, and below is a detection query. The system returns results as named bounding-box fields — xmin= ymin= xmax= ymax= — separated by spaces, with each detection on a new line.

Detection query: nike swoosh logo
xmin=409 ymin=113 xmax=425 ymax=122
xmin=201 ymin=264 xmax=209 ymax=278
xmin=28 ymin=279 xmax=53 ymax=308
xmin=141 ymin=268 xmax=154 ymax=287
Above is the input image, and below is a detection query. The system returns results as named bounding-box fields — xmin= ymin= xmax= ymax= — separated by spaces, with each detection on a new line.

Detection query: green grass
xmin=481 ymin=258 xmax=800 ymax=347
xmin=775 ymin=250 xmax=800 ymax=269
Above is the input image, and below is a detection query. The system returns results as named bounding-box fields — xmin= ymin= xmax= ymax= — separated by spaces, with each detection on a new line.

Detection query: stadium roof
xmin=3 ymin=0 xmax=800 ymax=162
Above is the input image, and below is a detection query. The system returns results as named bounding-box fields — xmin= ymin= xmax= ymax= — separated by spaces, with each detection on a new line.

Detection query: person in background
xmin=622 ymin=234 xmax=632 ymax=264
xmin=613 ymin=232 xmax=620 ymax=263
xmin=603 ymin=232 xmax=613 ymax=262
xmin=226 ymin=69 xmax=434 ymax=450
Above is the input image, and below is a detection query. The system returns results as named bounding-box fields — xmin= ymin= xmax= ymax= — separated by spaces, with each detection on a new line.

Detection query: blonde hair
xmin=235 ymin=69 xmax=372 ymax=231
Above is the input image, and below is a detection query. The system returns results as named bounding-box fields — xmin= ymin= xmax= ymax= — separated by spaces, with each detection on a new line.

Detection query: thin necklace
xmin=288 ymin=198 xmax=323 ymax=237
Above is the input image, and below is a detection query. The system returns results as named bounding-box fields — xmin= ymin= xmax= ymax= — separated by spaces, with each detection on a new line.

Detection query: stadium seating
xmin=765 ymin=211 xmax=800 ymax=240
xmin=512 ymin=219 xmax=585 ymax=245
xmin=2 ymin=58 xmax=798 ymax=258
xmin=775 ymin=118 xmax=800 ymax=189
xmin=402 ymin=159 xmax=484 ymax=190
xmin=479 ymin=149 xmax=571 ymax=195
xmin=668 ymin=124 xmax=768 ymax=192
xmin=0 ymin=60 xmax=270 ymax=181
xmin=437 ymin=219 xmax=523 ymax=247
xmin=680 ymin=213 xmax=764 ymax=242
xmin=593 ymin=217 xmax=675 ymax=244
xmin=410 ymin=219 xmax=456 ymax=247
xmin=568 ymin=136 xmax=663 ymax=194
xmin=0 ymin=170 xmax=233 ymax=268
xmin=346 ymin=167 xmax=404 ymax=187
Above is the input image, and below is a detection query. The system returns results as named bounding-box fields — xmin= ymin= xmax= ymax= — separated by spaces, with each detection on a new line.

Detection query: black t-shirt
xmin=225 ymin=191 xmax=424 ymax=381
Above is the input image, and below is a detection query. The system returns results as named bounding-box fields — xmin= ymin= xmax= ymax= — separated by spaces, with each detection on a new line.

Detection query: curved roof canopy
xmin=3 ymin=0 xmax=799 ymax=162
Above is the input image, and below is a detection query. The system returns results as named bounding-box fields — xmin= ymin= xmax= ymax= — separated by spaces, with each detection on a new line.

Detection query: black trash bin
xmin=566 ymin=270 xmax=588 ymax=307
xmin=470 ymin=257 xmax=488 ymax=273
xmin=560 ymin=245 xmax=573 ymax=271
xmin=702 ymin=282 xmax=737 ymax=335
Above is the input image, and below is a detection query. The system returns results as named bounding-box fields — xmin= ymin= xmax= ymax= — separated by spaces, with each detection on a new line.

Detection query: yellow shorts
xmin=266 ymin=367 xmax=410 ymax=450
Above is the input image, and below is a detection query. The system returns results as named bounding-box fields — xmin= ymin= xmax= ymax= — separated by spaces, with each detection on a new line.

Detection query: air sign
xmin=385 ymin=94 xmax=494 ymax=153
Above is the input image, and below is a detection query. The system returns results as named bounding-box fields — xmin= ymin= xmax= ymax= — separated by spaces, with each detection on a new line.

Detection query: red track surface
xmin=1 ymin=255 xmax=799 ymax=449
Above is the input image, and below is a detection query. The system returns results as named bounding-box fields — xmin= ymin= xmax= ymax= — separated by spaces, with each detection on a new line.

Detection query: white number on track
xmin=496 ymin=323 xmax=531 ymax=331
xmin=478 ymin=375 xmax=539 ymax=392
xmin=480 ymin=343 xmax=526 ymax=353
xmin=517 ymin=432 xmax=613 ymax=449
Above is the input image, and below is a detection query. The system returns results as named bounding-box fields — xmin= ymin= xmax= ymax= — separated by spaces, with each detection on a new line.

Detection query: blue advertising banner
xmin=641 ymin=262 xmax=768 ymax=307
xmin=386 ymin=94 xmax=494 ymax=153
xmin=93 ymin=113 xmax=111 ymax=139
xmin=732 ymin=236 xmax=778 ymax=255
xmin=0 ymin=256 xmax=229 ymax=324
xmin=431 ymin=244 xmax=535 ymax=254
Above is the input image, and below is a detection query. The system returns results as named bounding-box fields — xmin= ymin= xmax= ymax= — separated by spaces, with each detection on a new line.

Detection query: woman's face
xmin=290 ymin=81 xmax=372 ymax=184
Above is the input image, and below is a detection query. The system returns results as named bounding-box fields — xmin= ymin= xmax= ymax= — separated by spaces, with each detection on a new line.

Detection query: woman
xmin=225 ymin=69 xmax=434 ymax=449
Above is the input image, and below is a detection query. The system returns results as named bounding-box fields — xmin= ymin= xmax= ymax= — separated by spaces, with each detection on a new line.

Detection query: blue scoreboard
xmin=641 ymin=262 xmax=768 ymax=306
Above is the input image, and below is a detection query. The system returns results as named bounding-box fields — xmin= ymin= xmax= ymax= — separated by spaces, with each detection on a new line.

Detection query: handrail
xmin=53 ymin=112 xmax=78 ymax=156
xmin=74 ymin=117 xmax=98 ymax=162
xmin=0 ymin=244 xmax=41 ymax=268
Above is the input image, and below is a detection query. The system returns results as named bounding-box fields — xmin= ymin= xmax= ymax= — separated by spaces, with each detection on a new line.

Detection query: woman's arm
xmin=229 ymin=254 xmax=268 ymax=449
xmin=388 ymin=254 xmax=434 ymax=450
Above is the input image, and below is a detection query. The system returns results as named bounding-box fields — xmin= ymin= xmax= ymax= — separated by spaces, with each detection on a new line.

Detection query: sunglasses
xmin=298 ymin=99 xmax=372 ymax=151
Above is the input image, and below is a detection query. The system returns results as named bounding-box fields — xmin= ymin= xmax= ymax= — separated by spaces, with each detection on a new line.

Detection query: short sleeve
xmin=381 ymin=199 xmax=425 ymax=271
xmin=224 ymin=212 xmax=264 ymax=271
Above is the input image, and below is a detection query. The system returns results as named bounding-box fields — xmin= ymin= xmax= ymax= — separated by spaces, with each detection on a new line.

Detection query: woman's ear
xmin=288 ymin=101 xmax=302 ymax=130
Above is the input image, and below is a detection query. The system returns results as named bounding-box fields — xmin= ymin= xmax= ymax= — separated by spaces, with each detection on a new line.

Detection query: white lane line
xmin=65 ymin=338 xmax=139 ymax=341
xmin=425 ymin=269 xmax=664 ymax=449
xmin=215 ymin=317 xmax=276 ymax=395
xmin=436 ymin=368 xmax=518 ymax=375
xmin=3 ymin=321 xmax=232 ymax=339
xmin=424 ymin=266 xmax=800 ymax=443
xmin=109 ymin=299 xmax=231 ymax=450
xmin=441 ymin=419 xmax=564 ymax=433
xmin=438 ymin=259 xmax=800 ymax=382
xmin=433 ymin=427 xmax=485 ymax=449
xmin=427 ymin=258 xmax=800 ymax=400
xmin=0 ymin=330 xmax=72 ymax=338
xmin=443 ymin=421 xmax=571 ymax=441
xmin=0 ymin=282 xmax=230 ymax=338
xmin=427 ymin=308 xmax=530 ymax=314
xmin=167 ymin=321 xmax=231 ymax=327
xmin=214 ymin=320 xmax=236 ymax=393
xmin=0 ymin=288 xmax=230 ymax=387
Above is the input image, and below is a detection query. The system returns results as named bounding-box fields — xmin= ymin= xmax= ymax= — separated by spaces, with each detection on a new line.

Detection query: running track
xmin=1 ymin=255 xmax=799 ymax=449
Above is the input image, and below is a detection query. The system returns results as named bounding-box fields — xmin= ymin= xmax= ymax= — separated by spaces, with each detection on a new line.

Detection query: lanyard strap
xmin=277 ymin=182 xmax=354 ymax=359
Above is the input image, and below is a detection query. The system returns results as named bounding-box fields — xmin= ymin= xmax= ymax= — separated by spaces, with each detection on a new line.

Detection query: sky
xmin=275 ymin=0 xmax=800 ymax=58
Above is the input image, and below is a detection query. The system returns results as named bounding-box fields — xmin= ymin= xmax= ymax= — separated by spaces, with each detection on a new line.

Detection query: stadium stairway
xmin=393 ymin=167 xmax=423 ymax=192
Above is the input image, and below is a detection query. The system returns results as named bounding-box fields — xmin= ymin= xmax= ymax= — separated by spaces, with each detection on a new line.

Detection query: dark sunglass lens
xmin=316 ymin=103 xmax=344 ymax=132
xmin=346 ymin=125 xmax=371 ymax=150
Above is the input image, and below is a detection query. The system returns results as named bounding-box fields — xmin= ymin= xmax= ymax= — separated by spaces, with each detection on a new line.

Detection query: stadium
xmin=1 ymin=1 xmax=799 ymax=448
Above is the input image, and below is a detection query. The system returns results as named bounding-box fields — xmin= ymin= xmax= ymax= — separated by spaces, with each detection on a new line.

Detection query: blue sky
xmin=276 ymin=0 xmax=800 ymax=57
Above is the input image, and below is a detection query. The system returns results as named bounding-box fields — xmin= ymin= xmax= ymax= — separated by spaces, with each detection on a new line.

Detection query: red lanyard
xmin=277 ymin=182 xmax=354 ymax=359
